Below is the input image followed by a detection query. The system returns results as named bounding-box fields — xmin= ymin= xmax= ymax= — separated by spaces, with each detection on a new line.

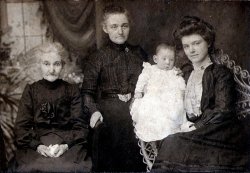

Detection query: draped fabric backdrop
xmin=43 ymin=0 xmax=96 ymax=58
xmin=1 ymin=0 xmax=250 ymax=165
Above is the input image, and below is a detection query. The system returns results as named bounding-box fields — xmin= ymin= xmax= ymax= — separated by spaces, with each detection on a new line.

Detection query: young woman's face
xmin=40 ymin=52 xmax=63 ymax=82
xmin=181 ymin=34 xmax=209 ymax=66
xmin=103 ymin=13 xmax=130 ymax=44
xmin=153 ymin=49 xmax=175 ymax=70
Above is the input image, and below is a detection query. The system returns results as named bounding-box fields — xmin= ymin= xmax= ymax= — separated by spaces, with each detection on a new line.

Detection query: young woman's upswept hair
xmin=173 ymin=16 xmax=216 ymax=55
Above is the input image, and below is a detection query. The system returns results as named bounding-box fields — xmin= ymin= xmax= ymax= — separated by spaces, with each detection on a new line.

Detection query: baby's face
xmin=40 ymin=52 xmax=63 ymax=82
xmin=154 ymin=49 xmax=175 ymax=70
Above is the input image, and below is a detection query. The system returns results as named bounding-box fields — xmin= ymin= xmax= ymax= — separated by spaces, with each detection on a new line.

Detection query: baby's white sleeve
xmin=134 ymin=62 xmax=151 ymax=93
xmin=173 ymin=67 xmax=186 ymax=91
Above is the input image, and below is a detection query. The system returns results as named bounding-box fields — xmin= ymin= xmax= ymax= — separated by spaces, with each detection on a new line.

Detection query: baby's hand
xmin=134 ymin=92 xmax=143 ymax=99
xmin=176 ymin=68 xmax=183 ymax=76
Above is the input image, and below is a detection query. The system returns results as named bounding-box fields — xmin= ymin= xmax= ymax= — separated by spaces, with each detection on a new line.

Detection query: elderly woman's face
xmin=181 ymin=34 xmax=209 ymax=66
xmin=40 ymin=52 xmax=63 ymax=82
xmin=103 ymin=13 xmax=130 ymax=44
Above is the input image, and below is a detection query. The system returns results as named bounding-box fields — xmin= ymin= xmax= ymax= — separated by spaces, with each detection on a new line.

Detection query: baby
xmin=130 ymin=43 xmax=186 ymax=143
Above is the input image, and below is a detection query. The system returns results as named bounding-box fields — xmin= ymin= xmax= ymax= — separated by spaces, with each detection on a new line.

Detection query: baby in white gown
xmin=130 ymin=44 xmax=186 ymax=142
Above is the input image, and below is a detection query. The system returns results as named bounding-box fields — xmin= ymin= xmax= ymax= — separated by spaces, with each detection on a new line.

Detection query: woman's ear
xmin=153 ymin=55 xmax=158 ymax=64
xmin=102 ymin=23 xmax=108 ymax=34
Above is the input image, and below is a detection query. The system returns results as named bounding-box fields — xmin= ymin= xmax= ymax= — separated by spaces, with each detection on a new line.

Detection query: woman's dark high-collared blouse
xmin=82 ymin=41 xmax=148 ymax=115
xmin=15 ymin=79 xmax=89 ymax=150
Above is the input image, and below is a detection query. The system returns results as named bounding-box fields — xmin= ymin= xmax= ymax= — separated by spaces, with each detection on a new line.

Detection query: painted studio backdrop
xmin=0 ymin=0 xmax=250 ymax=162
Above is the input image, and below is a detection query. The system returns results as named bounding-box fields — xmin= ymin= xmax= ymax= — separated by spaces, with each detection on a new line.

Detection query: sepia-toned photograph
xmin=0 ymin=0 xmax=250 ymax=172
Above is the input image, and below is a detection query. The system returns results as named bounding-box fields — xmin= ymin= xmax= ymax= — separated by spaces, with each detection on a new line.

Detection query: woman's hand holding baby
xmin=181 ymin=121 xmax=196 ymax=132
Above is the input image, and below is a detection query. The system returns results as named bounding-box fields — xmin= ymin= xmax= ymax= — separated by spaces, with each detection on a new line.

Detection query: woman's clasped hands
xmin=37 ymin=144 xmax=68 ymax=158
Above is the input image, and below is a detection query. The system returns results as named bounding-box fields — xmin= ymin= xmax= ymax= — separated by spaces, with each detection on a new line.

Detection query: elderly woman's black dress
xmin=14 ymin=79 xmax=90 ymax=172
xmin=82 ymin=41 xmax=148 ymax=172
xmin=152 ymin=63 xmax=248 ymax=172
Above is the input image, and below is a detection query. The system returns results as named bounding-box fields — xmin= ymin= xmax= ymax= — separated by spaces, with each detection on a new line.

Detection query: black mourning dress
xmin=0 ymin=127 xmax=7 ymax=171
xmin=82 ymin=41 xmax=148 ymax=172
xmin=14 ymin=79 xmax=89 ymax=172
xmin=152 ymin=63 xmax=248 ymax=172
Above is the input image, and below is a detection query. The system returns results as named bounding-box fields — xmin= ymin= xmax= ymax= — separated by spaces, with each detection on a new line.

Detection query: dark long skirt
xmin=0 ymin=127 xmax=7 ymax=171
xmin=152 ymin=118 xmax=248 ymax=172
xmin=92 ymin=97 xmax=146 ymax=172
xmin=15 ymin=133 xmax=90 ymax=172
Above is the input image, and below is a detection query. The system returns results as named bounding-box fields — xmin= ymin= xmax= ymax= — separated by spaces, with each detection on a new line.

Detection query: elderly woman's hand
xmin=37 ymin=145 xmax=54 ymax=157
xmin=52 ymin=144 xmax=68 ymax=158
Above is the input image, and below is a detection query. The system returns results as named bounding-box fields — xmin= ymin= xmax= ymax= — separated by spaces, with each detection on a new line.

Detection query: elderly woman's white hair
xmin=36 ymin=42 xmax=69 ymax=65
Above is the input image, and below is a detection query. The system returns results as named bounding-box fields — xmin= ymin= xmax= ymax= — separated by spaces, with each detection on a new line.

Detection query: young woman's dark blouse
xmin=153 ymin=63 xmax=248 ymax=172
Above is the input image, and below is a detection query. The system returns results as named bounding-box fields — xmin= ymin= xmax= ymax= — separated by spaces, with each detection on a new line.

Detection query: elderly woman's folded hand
xmin=37 ymin=145 xmax=54 ymax=157
xmin=52 ymin=144 xmax=68 ymax=157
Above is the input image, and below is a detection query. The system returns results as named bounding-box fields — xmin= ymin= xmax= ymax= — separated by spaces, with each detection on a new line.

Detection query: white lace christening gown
xmin=131 ymin=62 xmax=186 ymax=142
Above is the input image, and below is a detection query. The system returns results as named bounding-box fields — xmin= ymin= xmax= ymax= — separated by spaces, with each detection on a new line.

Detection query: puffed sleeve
xmin=62 ymin=85 xmax=89 ymax=148
xmin=81 ymin=53 xmax=102 ymax=116
xmin=15 ymin=84 xmax=42 ymax=150
xmin=173 ymin=67 xmax=186 ymax=91
xmin=134 ymin=62 xmax=151 ymax=93
xmin=194 ymin=65 xmax=236 ymax=128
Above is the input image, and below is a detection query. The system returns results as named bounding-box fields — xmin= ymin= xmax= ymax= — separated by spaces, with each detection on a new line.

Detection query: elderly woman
xmin=152 ymin=16 xmax=248 ymax=172
xmin=14 ymin=42 xmax=89 ymax=172
xmin=82 ymin=5 xmax=148 ymax=172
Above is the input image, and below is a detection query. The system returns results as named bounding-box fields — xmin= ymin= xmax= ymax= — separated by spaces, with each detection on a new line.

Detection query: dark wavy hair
xmin=173 ymin=16 xmax=216 ymax=55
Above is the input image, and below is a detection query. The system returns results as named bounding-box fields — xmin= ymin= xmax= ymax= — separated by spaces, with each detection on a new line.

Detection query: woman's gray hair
xmin=36 ymin=42 xmax=68 ymax=65
xmin=102 ymin=5 xmax=130 ymax=26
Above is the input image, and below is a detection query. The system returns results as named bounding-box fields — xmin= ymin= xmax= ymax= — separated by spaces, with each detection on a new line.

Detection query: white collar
xmin=193 ymin=58 xmax=212 ymax=71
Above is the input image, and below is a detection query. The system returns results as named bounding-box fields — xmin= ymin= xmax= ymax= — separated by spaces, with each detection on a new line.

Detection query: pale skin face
xmin=103 ymin=13 xmax=130 ymax=44
xmin=181 ymin=34 xmax=210 ymax=67
xmin=153 ymin=48 xmax=175 ymax=70
xmin=40 ymin=52 xmax=63 ymax=82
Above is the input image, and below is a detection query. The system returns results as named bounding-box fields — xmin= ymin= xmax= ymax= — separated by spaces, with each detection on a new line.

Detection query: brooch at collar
xmin=125 ymin=47 xmax=129 ymax=53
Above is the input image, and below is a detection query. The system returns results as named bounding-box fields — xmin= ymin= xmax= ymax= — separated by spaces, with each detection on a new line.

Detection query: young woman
xmin=14 ymin=42 xmax=89 ymax=172
xmin=82 ymin=5 xmax=148 ymax=172
xmin=152 ymin=16 xmax=248 ymax=172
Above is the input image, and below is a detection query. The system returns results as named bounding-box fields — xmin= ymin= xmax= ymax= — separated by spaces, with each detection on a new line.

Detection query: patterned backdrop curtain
xmin=42 ymin=0 xmax=96 ymax=57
